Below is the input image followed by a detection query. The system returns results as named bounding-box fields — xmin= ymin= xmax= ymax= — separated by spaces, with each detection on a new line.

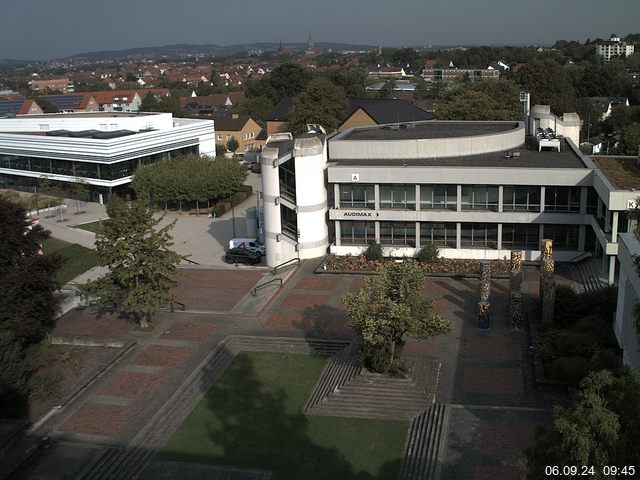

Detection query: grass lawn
xmin=42 ymin=238 xmax=99 ymax=284
xmin=74 ymin=219 xmax=111 ymax=233
xmin=159 ymin=352 xmax=408 ymax=480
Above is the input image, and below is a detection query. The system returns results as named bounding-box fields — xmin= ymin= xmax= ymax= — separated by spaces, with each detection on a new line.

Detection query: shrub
xmin=239 ymin=184 xmax=253 ymax=196
xmin=230 ymin=191 xmax=248 ymax=206
xmin=547 ymin=356 xmax=593 ymax=385
xmin=365 ymin=242 xmax=384 ymax=262
xmin=418 ymin=245 xmax=439 ymax=263
xmin=359 ymin=342 xmax=390 ymax=373
xmin=251 ymin=163 xmax=262 ymax=174
xmin=213 ymin=202 xmax=231 ymax=217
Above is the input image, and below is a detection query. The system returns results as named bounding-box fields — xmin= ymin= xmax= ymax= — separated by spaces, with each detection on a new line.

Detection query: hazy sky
xmin=1 ymin=0 xmax=639 ymax=60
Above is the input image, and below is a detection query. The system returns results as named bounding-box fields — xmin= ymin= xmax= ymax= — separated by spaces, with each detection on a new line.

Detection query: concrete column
xmin=456 ymin=185 xmax=462 ymax=212
xmin=579 ymin=186 xmax=588 ymax=215
xmin=578 ymin=225 xmax=586 ymax=252
xmin=415 ymin=185 xmax=421 ymax=211
xmin=334 ymin=184 xmax=341 ymax=209
xmin=538 ymin=224 xmax=545 ymax=245
xmin=456 ymin=222 xmax=461 ymax=249
xmin=497 ymin=223 xmax=503 ymax=249
xmin=375 ymin=221 xmax=380 ymax=243
xmin=498 ymin=186 xmax=504 ymax=213
xmin=611 ymin=211 xmax=619 ymax=242
xmin=540 ymin=186 xmax=546 ymax=212
xmin=374 ymin=184 xmax=380 ymax=210
xmin=609 ymin=255 xmax=616 ymax=285
xmin=415 ymin=222 xmax=421 ymax=248
xmin=335 ymin=220 xmax=341 ymax=246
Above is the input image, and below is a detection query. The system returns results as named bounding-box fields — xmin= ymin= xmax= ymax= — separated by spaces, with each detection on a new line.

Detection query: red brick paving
xmin=474 ymin=466 xmax=525 ymax=480
xmin=403 ymin=340 xmax=440 ymax=358
xmin=60 ymin=402 xmax=141 ymax=437
xmin=172 ymin=269 xmax=263 ymax=311
xmin=473 ymin=422 xmax=536 ymax=456
xmin=463 ymin=367 xmax=524 ymax=395
xmin=264 ymin=311 xmax=304 ymax=332
xmin=160 ymin=321 xmax=217 ymax=342
xmin=264 ymin=310 xmax=351 ymax=336
xmin=465 ymin=337 xmax=520 ymax=362
xmin=132 ymin=345 xmax=193 ymax=368
xmin=294 ymin=276 xmax=339 ymax=292
xmin=280 ymin=293 xmax=332 ymax=308
xmin=97 ymin=371 xmax=170 ymax=400
xmin=436 ymin=298 xmax=448 ymax=315
xmin=348 ymin=277 xmax=366 ymax=292
xmin=53 ymin=311 xmax=131 ymax=337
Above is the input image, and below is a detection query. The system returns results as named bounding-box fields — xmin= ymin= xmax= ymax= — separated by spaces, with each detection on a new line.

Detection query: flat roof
xmin=4 ymin=112 xmax=161 ymax=119
xmin=341 ymin=121 xmax=519 ymax=141
xmin=330 ymin=140 xmax=587 ymax=169
xmin=592 ymin=156 xmax=640 ymax=189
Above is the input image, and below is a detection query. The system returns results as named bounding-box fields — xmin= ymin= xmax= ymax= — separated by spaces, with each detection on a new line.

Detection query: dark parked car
xmin=225 ymin=247 xmax=262 ymax=265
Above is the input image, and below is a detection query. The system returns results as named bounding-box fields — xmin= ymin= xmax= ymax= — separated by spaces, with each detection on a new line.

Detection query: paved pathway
xmin=15 ymin=260 xmax=573 ymax=480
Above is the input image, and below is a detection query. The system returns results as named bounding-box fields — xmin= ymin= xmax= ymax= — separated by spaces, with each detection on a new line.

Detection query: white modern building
xmin=614 ymin=233 xmax=640 ymax=371
xmin=260 ymin=108 xmax=640 ymax=285
xmin=596 ymin=34 xmax=635 ymax=62
xmin=0 ymin=112 xmax=215 ymax=202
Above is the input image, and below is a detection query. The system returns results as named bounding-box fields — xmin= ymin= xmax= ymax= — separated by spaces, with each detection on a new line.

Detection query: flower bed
xmin=325 ymin=254 xmax=509 ymax=276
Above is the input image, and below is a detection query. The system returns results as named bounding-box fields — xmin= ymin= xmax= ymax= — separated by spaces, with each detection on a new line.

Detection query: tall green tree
xmin=226 ymin=136 xmax=240 ymax=154
xmin=526 ymin=369 xmax=640 ymax=479
xmin=0 ymin=331 xmax=29 ymax=418
xmin=287 ymin=77 xmax=348 ymax=135
xmin=620 ymin=123 xmax=640 ymax=155
xmin=343 ymin=261 xmax=452 ymax=372
xmin=435 ymin=79 xmax=522 ymax=120
xmin=140 ymin=91 xmax=161 ymax=112
xmin=328 ymin=67 xmax=368 ymax=97
xmin=81 ymin=198 xmax=184 ymax=328
xmin=0 ymin=196 xmax=61 ymax=344
xmin=514 ymin=59 xmax=577 ymax=114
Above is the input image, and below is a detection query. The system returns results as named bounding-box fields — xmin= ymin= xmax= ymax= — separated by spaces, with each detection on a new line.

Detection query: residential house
xmin=181 ymin=93 xmax=246 ymax=116
xmin=28 ymin=76 xmax=74 ymax=93
xmin=589 ymin=97 xmax=630 ymax=121
xmin=338 ymin=98 xmax=434 ymax=132
xmin=39 ymin=93 xmax=99 ymax=113
xmin=213 ymin=114 xmax=264 ymax=153
xmin=0 ymin=99 xmax=43 ymax=116
xmin=596 ymin=34 xmax=635 ymax=62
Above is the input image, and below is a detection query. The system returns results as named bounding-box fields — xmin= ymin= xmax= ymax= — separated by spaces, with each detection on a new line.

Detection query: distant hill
xmin=61 ymin=42 xmax=379 ymax=61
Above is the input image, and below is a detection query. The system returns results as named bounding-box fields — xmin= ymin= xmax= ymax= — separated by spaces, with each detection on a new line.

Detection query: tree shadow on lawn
xmin=162 ymin=351 xmax=402 ymax=480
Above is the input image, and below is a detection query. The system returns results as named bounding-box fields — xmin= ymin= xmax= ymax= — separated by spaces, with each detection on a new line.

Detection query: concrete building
xmin=613 ymin=233 xmax=640 ymax=372
xmin=421 ymin=66 xmax=499 ymax=83
xmin=596 ymin=34 xmax=635 ymax=62
xmin=28 ymin=77 xmax=74 ymax=93
xmin=259 ymin=108 xmax=639 ymax=286
xmin=0 ymin=112 xmax=215 ymax=202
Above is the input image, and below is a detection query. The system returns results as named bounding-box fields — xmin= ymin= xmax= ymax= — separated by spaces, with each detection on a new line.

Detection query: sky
xmin=1 ymin=0 xmax=639 ymax=60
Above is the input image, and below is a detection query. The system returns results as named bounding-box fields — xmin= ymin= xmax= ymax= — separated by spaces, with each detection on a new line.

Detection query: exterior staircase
xmin=572 ymin=257 xmax=608 ymax=293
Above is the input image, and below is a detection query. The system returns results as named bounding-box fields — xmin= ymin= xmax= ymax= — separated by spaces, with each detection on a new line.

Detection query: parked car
xmin=225 ymin=247 xmax=262 ymax=265
xmin=228 ymin=238 xmax=266 ymax=255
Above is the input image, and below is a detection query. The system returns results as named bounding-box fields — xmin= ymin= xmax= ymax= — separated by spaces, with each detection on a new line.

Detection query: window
xmin=503 ymin=186 xmax=541 ymax=211
xmin=502 ymin=224 xmax=540 ymax=250
xmin=280 ymin=205 xmax=298 ymax=240
xmin=420 ymin=185 xmax=457 ymax=210
xmin=544 ymin=224 xmax=579 ymax=250
xmin=544 ymin=187 xmax=580 ymax=212
xmin=420 ymin=222 xmax=456 ymax=247
xmin=340 ymin=221 xmax=375 ymax=245
xmin=460 ymin=223 xmax=498 ymax=249
xmin=379 ymin=222 xmax=416 ymax=246
xmin=461 ymin=186 xmax=499 ymax=211
xmin=339 ymin=184 xmax=375 ymax=209
xmin=226 ymin=134 xmax=232 ymax=141
xmin=379 ymin=185 xmax=416 ymax=210
xmin=217 ymin=134 xmax=223 ymax=141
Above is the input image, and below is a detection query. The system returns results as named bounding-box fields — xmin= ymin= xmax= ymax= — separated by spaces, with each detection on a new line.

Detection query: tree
xmin=435 ymin=79 xmax=522 ymax=121
xmin=0 ymin=331 xmax=29 ymax=418
xmin=226 ymin=136 xmax=240 ymax=154
xmin=0 ymin=196 xmax=61 ymax=344
xmin=287 ymin=77 xmax=347 ymax=135
xmin=343 ymin=261 xmax=452 ymax=373
xmin=378 ymin=79 xmax=396 ymax=99
xmin=81 ymin=198 xmax=184 ymax=328
xmin=620 ymin=123 xmax=640 ymax=155
xmin=237 ymin=96 xmax=274 ymax=126
xmin=328 ymin=67 xmax=368 ymax=97
xmin=514 ymin=59 xmax=577 ymax=114
xmin=526 ymin=369 xmax=640 ymax=479
xmin=140 ymin=91 xmax=161 ymax=112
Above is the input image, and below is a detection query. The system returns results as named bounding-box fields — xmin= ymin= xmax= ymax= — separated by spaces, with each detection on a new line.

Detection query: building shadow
xmin=157 ymin=348 xmax=401 ymax=480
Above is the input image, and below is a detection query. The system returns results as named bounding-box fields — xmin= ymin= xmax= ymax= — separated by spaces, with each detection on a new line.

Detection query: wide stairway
xmin=573 ymin=257 xmax=608 ymax=293
xmin=306 ymin=349 xmax=441 ymax=420
xmin=398 ymin=404 xmax=447 ymax=480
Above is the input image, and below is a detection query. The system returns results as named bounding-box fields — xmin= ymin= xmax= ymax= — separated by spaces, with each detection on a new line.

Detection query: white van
xmin=228 ymin=238 xmax=266 ymax=256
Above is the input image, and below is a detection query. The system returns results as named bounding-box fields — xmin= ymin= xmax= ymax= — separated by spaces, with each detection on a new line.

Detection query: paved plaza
xmin=11 ymin=258 xmax=572 ymax=480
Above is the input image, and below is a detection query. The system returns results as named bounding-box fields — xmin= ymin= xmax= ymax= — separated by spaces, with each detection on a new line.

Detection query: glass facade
xmin=0 ymin=145 xmax=198 ymax=182
xmin=340 ymin=221 xmax=375 ymax=245
xmin=544 ymin=187 xmax=581 ymax=212
xmin=461 ymin=185 xmax=499 ymax=211
xmin=339 ymin=184 xmax=375 ymax=209
xmin=420 ymin=185 xmax=456 ymax=210
xmin=460 ymin=223 xmax=498 ymax=248
xmin=502 ymin=224 xmax=540 ymax=250
xmin=379 ymin=221 xmax=416 ymax=246
xmin=503 ymin=186 xmax=541 ymax=211
xmin=544 ymin=224 xmax=579 ymax=250
xmin=379 ymin=184 xmax=416 ymax=210
xmin=278 ymin=160 xmax=296 ymax=202
xmin=420 ymin=222 xmax=456 ymax=247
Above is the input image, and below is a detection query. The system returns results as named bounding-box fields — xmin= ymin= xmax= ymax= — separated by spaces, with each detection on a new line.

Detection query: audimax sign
xmin=342 ymin=211 xmax=380 ymax=217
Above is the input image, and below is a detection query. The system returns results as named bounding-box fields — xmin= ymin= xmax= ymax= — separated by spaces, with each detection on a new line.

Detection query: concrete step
xmin=399 ymin=404 xmax=447 ymax=480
